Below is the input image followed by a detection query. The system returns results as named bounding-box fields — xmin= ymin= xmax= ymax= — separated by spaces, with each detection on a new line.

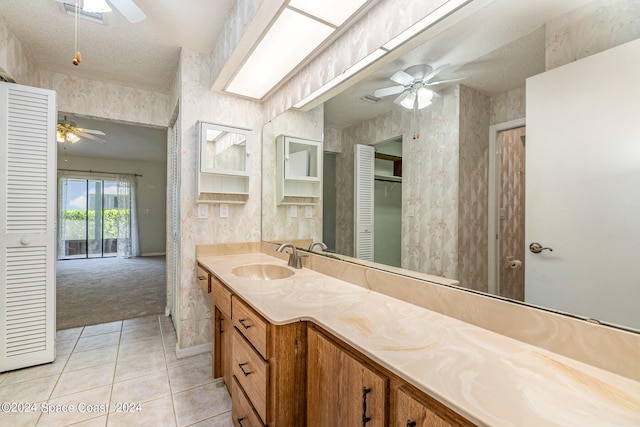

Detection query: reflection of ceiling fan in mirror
xmin=57 ymin=116 xmax=106 ymax=144
xmin=373 ymin=64 xmax=463 ymax=110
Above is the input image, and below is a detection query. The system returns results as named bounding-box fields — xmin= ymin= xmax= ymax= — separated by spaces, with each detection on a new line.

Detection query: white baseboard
xmin=142 ymin=252 xmax=166 ymax=257
xmin=175 ymin=342 xmax=211 ymax=359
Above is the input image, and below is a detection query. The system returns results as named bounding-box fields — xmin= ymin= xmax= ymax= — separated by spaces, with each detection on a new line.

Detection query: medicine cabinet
xmin=276 ymin=135 xmax=322 ymax=205
xmin=197 ymin=122 xmax=251 ymax=202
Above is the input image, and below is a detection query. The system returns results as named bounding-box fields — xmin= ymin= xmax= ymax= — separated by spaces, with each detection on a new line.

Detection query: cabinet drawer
xmin=196 ymin=265 xmax=211 ymax=294
xmin=232 ymin=296 xmax=268 ymax=359
xmin=212 ymin=274 xmax=232 ymax=319
xmin=232 ymin=377 xmax=265 ymax=427
xmin=232 ymin=330 xmax=269 ymax=424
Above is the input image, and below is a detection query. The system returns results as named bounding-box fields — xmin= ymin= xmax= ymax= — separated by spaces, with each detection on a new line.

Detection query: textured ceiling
xmin=324 ymin=0 xmax=594 ymax=129
xmin=0 ymin=0 xmax=235 ymax=93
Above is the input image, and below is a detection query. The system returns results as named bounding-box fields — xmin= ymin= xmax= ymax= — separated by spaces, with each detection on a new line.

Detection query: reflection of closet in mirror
xmin=197 ymin=122 xmax=250 ymax=201
xmin=353 ymin=139 xmax=403 ymax=266
xmin=276 ymin=135 xmax=322 ymax=205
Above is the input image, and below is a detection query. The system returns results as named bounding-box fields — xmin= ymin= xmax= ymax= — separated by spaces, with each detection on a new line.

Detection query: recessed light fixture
xmin=224 ymin=0 xmax=376 ymax=100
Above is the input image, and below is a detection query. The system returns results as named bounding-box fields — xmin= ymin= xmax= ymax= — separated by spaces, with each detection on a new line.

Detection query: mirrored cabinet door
xmin=276 ymin=135 xmax=322 ymax=205
xmin=197 ymin=122 xmax=251 ymax=198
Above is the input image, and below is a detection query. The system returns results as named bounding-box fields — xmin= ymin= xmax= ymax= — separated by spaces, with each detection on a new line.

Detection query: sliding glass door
xmin=58 ymin=177 xmax=130 ymax=259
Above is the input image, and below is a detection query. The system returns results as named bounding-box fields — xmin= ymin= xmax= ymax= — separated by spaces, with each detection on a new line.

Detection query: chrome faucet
xmin=308 ymin=241 xmax=327 ymax=252
xmin=276 ymin=243 xmax=307 ymax=269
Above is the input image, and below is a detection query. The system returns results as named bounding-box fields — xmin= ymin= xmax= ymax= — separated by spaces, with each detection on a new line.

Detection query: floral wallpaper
xmin=545 ymin=0 xmax=640 ymax=70
xmin=490 ymin=86 xmax=525 ymax=126
xmin=458 ymin=85 xmax=490 ymax=292
xmin=0 ymin=15 xmax=39 ymax=86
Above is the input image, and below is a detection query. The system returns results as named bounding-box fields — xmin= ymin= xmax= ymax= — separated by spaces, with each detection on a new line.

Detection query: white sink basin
xmin=231 ymin=263 xmax=294 ymax=281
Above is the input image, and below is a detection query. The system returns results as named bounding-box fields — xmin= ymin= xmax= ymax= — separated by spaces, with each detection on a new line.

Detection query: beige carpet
xmin=56 ymin=256 xmax=166 ymax=330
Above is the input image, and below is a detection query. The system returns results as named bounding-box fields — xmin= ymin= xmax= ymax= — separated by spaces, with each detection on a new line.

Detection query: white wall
xmin=58 ymin=155 xmax=167 ymax=255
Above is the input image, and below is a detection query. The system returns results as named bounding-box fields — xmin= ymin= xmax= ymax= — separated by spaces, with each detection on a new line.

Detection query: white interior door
xmin=525 ymin=38 xmax=640 ymax=330
xmin=0 ymin=82 xmax=57 ymax=371
xmin=354 ymin=144 xmax=374 ymax=261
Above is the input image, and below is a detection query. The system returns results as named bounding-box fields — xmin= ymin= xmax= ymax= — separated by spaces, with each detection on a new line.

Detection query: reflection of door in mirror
xmin=496 ymin=127 xmax=526 ymax=301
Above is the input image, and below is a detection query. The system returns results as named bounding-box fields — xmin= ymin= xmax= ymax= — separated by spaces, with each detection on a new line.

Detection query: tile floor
xmin=0 ymin=315 xmax=233 ymax=427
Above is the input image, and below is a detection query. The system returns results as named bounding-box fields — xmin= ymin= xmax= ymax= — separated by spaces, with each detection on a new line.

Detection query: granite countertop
xmin=198 ymin=252 xmax=640 ymax=426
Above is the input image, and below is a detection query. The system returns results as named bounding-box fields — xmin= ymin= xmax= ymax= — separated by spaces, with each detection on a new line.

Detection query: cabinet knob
xmin=20 ymin=237 xmax=30 ymax=246
xmin=407 ymin=421 xmax=417 ymax=427
xmin=197 ymin=276 xmax=205 ymax=280
xmin=237 ymin=417 xmax=245 ymax=427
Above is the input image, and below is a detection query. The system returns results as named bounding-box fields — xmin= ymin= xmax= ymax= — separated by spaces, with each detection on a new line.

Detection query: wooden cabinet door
xmin=307 ymin=327 xmax=387 ymax=427
xmin=394 ymin=387 xmax=474 ymax=427
xmin=213 ymin=306 xmax=232 ymax=389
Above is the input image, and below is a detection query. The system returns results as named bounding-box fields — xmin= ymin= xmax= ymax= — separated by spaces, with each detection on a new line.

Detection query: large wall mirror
xmin=261 ymin=0 xmax=640 ymax=332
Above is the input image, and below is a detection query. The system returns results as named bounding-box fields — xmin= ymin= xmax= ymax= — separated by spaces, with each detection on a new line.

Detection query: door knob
xmin=529 ymin=242 xmax=553 ymax=253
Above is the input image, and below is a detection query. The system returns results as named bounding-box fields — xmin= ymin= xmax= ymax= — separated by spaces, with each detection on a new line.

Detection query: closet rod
xmin=58 ymin=168 xmax=143 ymax=177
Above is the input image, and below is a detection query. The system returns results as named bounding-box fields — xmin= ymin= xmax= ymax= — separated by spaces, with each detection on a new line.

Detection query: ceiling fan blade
xmin=392 ymin=92 xmax=409 ymax=105
xmin=108 ymin=0 xmax=146 ymax=23
xmin=390 ymin=70 xmax=414 ymax=85
xmin=373 ymin=85 xmax=405 ymax=98
xmin=76 ymin=128 xmax=106 ymax=136
xmin=423 ymin=63 xmax=450 ymax=82
xmin=425 ymin=77 xmax=465 ymax=86
xmin=78 ymin=132 xmax=106 ymax=143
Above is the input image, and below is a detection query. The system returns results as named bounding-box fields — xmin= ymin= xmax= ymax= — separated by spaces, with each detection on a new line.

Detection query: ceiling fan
xmin=57 ymin=116 xmax=106 ymax=144
xmin=373 ymin=64 xmax=462 ymax=110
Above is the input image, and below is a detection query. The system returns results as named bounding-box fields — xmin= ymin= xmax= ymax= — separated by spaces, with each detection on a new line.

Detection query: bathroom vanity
xmin=196 ymin=247 xmax=640 ymax=426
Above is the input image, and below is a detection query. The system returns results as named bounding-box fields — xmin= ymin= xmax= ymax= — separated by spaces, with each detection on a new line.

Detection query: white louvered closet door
xmin=0 ymin=82 xmax=57 ymax=372
xmin=354 ymin=144 xmax=374 ymax=261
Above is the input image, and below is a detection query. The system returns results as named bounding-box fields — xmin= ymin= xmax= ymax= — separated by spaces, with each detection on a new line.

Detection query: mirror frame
xmin=198 ymin=121 xmax=250 ymax=177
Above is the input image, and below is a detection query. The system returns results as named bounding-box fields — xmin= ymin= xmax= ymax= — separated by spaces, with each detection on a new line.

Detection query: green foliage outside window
xmin=61 ymin=209 xmax=130 ymax=240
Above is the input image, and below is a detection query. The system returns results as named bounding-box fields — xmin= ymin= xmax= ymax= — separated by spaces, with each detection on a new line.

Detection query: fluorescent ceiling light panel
xmin=293 ymin=48 xmax=387 ymax=109
xmin=226 ymin=8 xmax=334 ymax=99
xmin=289 ymin=0 xmax=369 ymax=27
xmin=383 ymin=0 xmax=470 ymax=50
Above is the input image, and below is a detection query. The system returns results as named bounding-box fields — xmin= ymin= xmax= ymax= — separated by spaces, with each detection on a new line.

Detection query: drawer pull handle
xmin=197 ymin=276 xmax=205 ymax=280
xmin=237 ymin=417 xmax=245 ymax=427
xmin=238 ymin=362 xmax=252 ymax=376
xmin=238 ymin=318 xmax=252 ymax=329
xmin=362 ymin=387 xmax=372 ymax=425
xmin=219 ymin=318 xmax=224 ymax=334
xmin=407 ymin=421 xmax=417 ymax=427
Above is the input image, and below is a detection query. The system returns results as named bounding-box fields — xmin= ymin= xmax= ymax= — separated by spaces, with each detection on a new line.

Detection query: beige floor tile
xmin=36 ymin=385 xmax=111 ymax=427
xmin=64 ymin=345 xmax=118 ymax=373
xmin=75 ymin=332 xmax=121 ymax=353
xmin=51 ymin=362 xmax=116 ymax=398
xmin=0 ymin=372 xmax=6 ymax=385
xmin=1 ymin=355 xmax=69 ymax=385
xmin=57 ymin=327 xmax=83 ymax=342
xmin=114 ymin=351 xmax=166 ymax=382
xmin=172 ymin=381 xmax=231 ymax=427
xmin=81 ymin=322 xmax=123 ymax=338
xmin=0 ymin=375 xmax=58 ymax=402
xmin=168 ymin=357 xmax=214 ymax=394
xmin=106 ymin=395 xmax=176 ymax=427
xmin=165 ymin=351 xmax=211 ymax=371
xmin=117 ymin=336 xmax=164 ymax=360
xmin=120 ymin=325 xmax=161 ymax=343
xmin=68 ymin=415 xmax=108 ymax=426
xmin=0 ymin=407 xmax=42 ymax=427
xmin=56 ymin=339 xmax=78 ymax=356
xmin=122 ymin=316 xmax=159 ymax=331
xmin=189 ymin=411 xmax=233 ymax=427
xmin=110 ymin=370 xmax=171 ymax=405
